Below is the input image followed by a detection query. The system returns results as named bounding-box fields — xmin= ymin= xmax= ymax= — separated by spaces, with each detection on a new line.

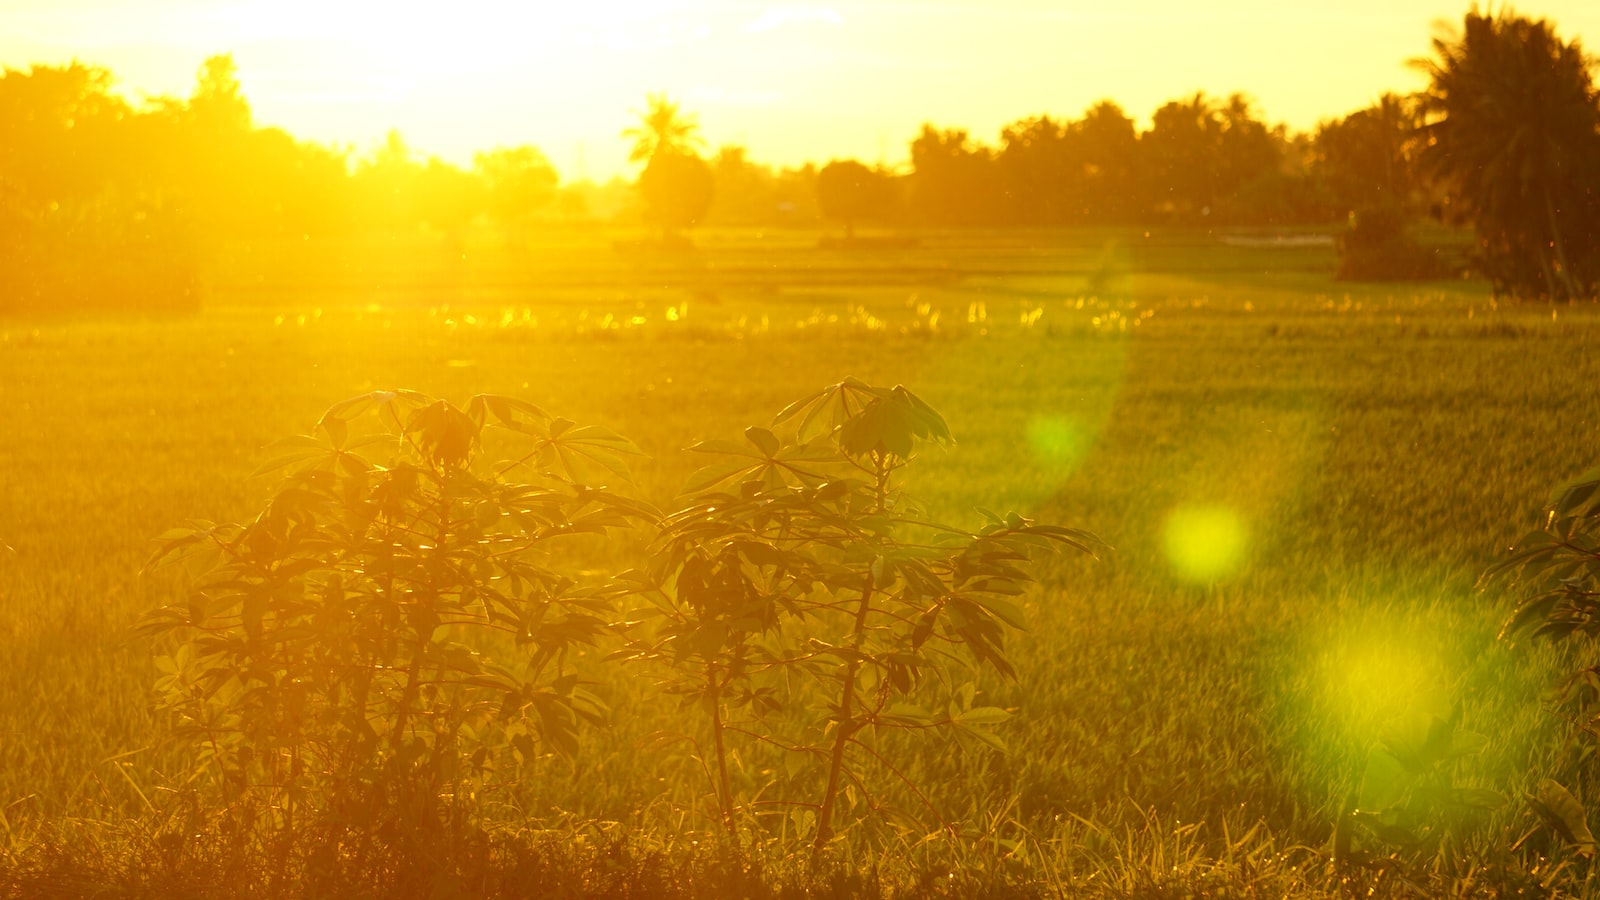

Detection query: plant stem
xmin=388 ymin=472 xmax=451 ymax=791
xmin=811 ymin=450 xmax=894 ymax=865
xmin=708 ymin=664 xmax=737 ymax=840
xmin=811 ymin=576 xmax=872 ymax=864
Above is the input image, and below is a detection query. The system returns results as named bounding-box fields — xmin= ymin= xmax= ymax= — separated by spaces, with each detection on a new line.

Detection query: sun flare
xmin=8 ymin=0 xmax=1597 ymax=180
xmin=7 ymin=1 xmax=1600 ymax=893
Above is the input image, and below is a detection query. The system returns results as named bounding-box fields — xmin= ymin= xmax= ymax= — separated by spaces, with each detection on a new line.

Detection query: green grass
xmin=1 ymin=226 xmax=1596 ymax=896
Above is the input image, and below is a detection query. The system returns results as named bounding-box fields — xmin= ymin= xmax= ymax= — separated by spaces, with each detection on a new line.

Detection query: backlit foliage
xmin=621 ymin=379 xmax=1096 ymax=855
xmin=142 ymin=390 xmax=652 ymax=867
xmin=140 ymin=379 xmax=1096 ymax=875
xmin=1490 ymin=467 xmax=1600 ymax=866
xmin=1417 ymin=9 xmax=1600 ymax=299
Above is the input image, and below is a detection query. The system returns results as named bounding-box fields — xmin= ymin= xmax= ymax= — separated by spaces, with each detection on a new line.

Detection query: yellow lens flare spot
xmin=1162 ymin=505 xmax=1247 ymax=582
xmin=1319 ymin=630 xmax=1453 ymax=755
xmin=1339 ymin=643 xmax=1448 ymax=731
xmin=1026 ymin=415 xmax=1090 ymax=472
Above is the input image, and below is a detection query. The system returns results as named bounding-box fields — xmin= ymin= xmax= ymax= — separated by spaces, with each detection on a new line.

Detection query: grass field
xmin=2 ymin=226 xmax=1598 ymax=896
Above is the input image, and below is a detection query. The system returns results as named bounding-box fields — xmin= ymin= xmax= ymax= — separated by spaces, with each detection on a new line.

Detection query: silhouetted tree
xmin=910 ymin=125 xmax=1000 ymax=226
xmin=474 ymin=146 xmax=557 ymax=236
xmin=816 ymin=159 xmax=891 ymax=236
xmin=1416 ymin=8 xmax=1600 ymax=299
xmin=242 ymin=127 xmax=352 ymax=238
xmin=770 ymin=163 xmax=824 ymax=226
xmin=1141 ymin=93 xmax=1220 ymax=220
xmin=352 ymin=130 xmax=424 ymax=233
xmin=0 ymin=62 xmax=131 ymax=209
xmin=557 ymin=177 xmax=640 ymax=224
xmin=624 ymin=96 xmax=714 ymax=239
xmin=188 ymin=55 xmax=250 ymax=134
xmin=417 ymin=158 xmax=485 ymax=238
xmin=171 ymin=56 xmax=259 ymax=232
xmin=639 ymin=151 xmax=714 ymax=238
xmin=1215 ymin=95 xmax=1282 ymax=205
xmin=0 ymin=61 xmax=200 ymax=314
xmin=1141 ymin=93 xmax=1284 ymax=223
xmin=1076 ymin=102 xmax=1141 ymax=223
xmin=1314 ymin=94 xmax=1420 ymax=215
xmin=706 ymin=145 xmax=776 ymax=225
xmin=1223 ymin=131 xmax=1335 ymax=225
xmin=623 ymin=94 xmax=704 ymax=163
xmin=998 ymin=102 xmax=1142 ymax=225
xmin=131 ymin=54 xmax=345 ymax=240
xmin=998 ymin=115 xmax=1075 ymax=224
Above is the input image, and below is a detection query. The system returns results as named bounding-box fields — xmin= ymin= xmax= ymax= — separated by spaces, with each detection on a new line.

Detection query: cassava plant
xmin=1488 ymin=466 xmax=1600 ymax=867
xmin=1334 ymin=709 xmax=1508 ymax=891
xmin=141 ymin=390 xmax=652 ymax=865
xmin=616 ymin=377 xmax=1097 ymax=860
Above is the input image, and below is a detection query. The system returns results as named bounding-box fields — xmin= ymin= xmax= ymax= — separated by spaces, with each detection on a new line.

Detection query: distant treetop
xmin=623 ymin=93 xmax=705 ymax=164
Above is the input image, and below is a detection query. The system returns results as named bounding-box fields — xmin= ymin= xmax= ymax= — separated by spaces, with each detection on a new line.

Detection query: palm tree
xmin=622 ymin=94 xmax=704 ymax=164
xmin=1315 ymin=93 xmax=1422 ymax=214
xmin=1415 ymin=10 xmax=1600 ymax=299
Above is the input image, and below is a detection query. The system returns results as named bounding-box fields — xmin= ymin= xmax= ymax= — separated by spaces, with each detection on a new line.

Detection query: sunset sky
xmin=3 ymin=0 xmax=1597 ymax=182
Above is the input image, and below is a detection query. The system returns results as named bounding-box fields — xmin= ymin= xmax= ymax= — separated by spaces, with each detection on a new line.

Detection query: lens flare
xmin=1317 ymin=620 xmax=1454 ymax=751
xmin=1336 ymin=630 xmax=1454 ymax=730
xmin=1027 ymin=415 xmax=1089 ymax=472
xmin=1162 ymin=504 xmax=1247 ymax=582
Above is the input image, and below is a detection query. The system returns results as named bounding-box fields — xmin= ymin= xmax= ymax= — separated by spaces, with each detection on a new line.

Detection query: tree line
xmin=0 ymin=58 xmax=1448 ymax=238
xmin=2 ymin=6 xmax=1597 ymax=309
xmin=0 ymin=50 xmax=1424 ymax=247
xmin=573 ymin=90 xmax=1416 ymax=236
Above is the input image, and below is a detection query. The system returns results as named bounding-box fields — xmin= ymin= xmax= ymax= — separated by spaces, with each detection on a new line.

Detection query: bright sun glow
xmin=5 ymin=0 xmax=1598 ymax=181
xmin=1336 ymin=640 xmax=1449 ymax=730
xmin=1162 ymin=505 xmax=1248 ymax=583
xmin=1027 ymin=415 xmax=1090 ymax=473
xmin=1314 ymin=611 xmax=1456 ymax=755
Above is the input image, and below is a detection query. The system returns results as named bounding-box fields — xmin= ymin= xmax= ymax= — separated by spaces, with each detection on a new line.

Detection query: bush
xmin=1485 ymin=466 xmax=1600 ymax=879
xmin=142 ymin=390 xmax=652 ymax=878
xmin=1335 ymin=206 xmax=1446 ymax=281
xmin=141 ymin=380 xmax=1098 ymax=885
xmin=620 ymin=379 xmax=1097 ymax=858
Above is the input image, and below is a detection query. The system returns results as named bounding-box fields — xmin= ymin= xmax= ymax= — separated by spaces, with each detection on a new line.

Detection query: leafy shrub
xmin=1334 ymin=711 xmax=1508 ymax=892
xmin=142 ymin=380 xmax=1096 ymax=882
xmin=141 ymin=390 xmax=652 ymax=873
xmin=619 ymin=378 xmax=1097 ymax=859
xmin=1486 ymin=466 xmax=1600 ymax=876
xmin=1493 ymin=468 xmax=1600 ymax=658
xmin=1335 ymin=206 xmax=1445 ymax=281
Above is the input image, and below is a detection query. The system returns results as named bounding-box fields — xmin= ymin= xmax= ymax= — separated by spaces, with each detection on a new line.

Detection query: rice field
xmin=2 ymin=227 xmax=1597 ymax=896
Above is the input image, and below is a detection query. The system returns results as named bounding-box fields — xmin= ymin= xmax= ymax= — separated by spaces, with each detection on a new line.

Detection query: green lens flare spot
xmin=1162 ymin=505 xmax=1247 ymax=582
xmin=1319 ymin=635 xmax=1455 ymax=770
xmin=1027 ymin=415 xmax=1089 ymax=471
xmin=1335 ymin=641 xmax=1449 ymax=732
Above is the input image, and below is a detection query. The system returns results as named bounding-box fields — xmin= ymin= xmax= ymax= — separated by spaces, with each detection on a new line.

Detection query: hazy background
xmin=5 ymin=0 xmax=1598 ymax=181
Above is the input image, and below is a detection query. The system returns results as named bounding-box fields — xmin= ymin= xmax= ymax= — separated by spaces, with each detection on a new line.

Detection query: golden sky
xmin=3 ymin=0 xmax=1597 ymax=182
